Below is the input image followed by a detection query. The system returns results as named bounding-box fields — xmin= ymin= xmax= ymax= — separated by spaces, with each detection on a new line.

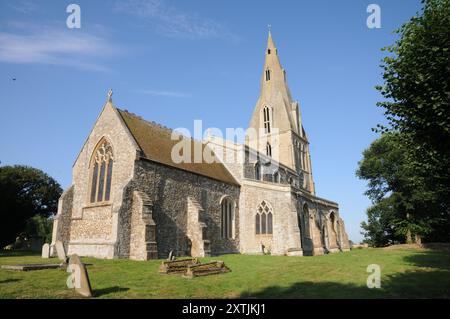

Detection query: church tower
xmin=247 ymin=31 xmax=315 ymax=194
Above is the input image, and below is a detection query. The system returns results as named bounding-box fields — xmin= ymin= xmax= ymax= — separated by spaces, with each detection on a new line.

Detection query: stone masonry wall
xmin=132 ymin=159 xmax=241 ymax=258
xmin=66 ymin=103 xmax=138 ymax=258
xmin=51 ymin=186 xmax=74 ymax=252
xmin=240 ymin=180 xmax=302 ymax=255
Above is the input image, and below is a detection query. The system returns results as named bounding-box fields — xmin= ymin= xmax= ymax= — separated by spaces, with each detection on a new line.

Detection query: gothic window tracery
xmin=256 ymin=201 xmax=273 ymax=235
xmin=90 ymin=139 xmax=114 ymax=203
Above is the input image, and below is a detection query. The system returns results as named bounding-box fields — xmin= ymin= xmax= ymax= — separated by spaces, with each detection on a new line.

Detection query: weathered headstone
xmin=66 ymin=254 xmax=93 ymax=298
xmin=55 ymin=241 xmax=67 ymax=261
xmin=41 ymin=243 xmax=50 ymax=259
xmin=167 ymin=250 xmax=174 ymax=261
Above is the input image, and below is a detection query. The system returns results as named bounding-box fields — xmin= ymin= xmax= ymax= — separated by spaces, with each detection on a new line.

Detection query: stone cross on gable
xmin=107 ymin=89 xmax=113 ymax=102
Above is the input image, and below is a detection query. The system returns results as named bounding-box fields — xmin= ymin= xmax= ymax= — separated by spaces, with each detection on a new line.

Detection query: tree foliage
xmin=23 ymin=215 xmax=54 ymax=244
xmin=357 ymin=133 xmax=436 ymax=246
xmin=376 ymin=0 xmax=450 ymax=211
xmin=0 ymin=165 xmax=62 ymax=248
xmin=359 ymin=0 xmax=450 ymax=246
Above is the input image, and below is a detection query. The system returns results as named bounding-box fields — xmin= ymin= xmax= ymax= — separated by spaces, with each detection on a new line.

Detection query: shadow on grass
xmin=0 ymin=278 xmax=21 ymax=284
xmin=240 ymin=269 xmax=450 ymax=298
xmin=94 ymin=286 xmax=130 ymax=297
xmin=240 ymin=281 xmax=373 ymax=299
xmin=403 ymin=250 xmax=450 ymax=270
xmin=242 ymin=250 xmax=450 ymax=299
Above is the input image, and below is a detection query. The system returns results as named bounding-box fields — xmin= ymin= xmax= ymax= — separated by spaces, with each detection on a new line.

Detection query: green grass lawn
xmin=0 ymin=247 xmax=449 ymax=299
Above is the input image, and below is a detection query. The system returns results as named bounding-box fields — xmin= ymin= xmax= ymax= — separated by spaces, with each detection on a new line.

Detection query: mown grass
xmin=0 ymin=247 xmax=449 ymax=299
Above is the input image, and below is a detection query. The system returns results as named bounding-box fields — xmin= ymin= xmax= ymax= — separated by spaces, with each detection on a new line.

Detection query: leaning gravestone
xmin=167 ymin=250 xmax=174 ymax=261
xmin=41 ymin=243 xmax=50 ymax=259
xmin=55 ymin=241 xmax=67 ymax=261
xmin=66 ymin=254 xmax=93 ymax=298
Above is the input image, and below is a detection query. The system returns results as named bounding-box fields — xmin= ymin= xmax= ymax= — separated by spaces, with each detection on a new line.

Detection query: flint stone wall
xmin=130 ymin=158 xmax=240 ymax=258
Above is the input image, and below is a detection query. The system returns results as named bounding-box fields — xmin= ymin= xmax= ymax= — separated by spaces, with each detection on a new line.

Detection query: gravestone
xmin=167 ymin=250 xmax=174 ymax=261
xmin=41 ymin=243 xmax=50 ymax=259
xmin=55 ymin=241 xmax=67 ymax=261
xmin=66 ymin=254 xmax=93 ymax=298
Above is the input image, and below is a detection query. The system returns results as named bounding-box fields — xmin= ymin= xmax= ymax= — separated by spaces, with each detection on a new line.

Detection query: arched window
xmin=302 ymin=144 xmax=307 ymax=171
xmin=221 ymin=197 xmax=234 ymax=239
xmin=255 ymin=214 xmax=261 ymax=235
xmin=265 ymin=69 xmax=271 ymax=81
xmin=90 ymin=139 xmax=114 ymax=203
xmin=256 ymin=201 xmax=273 ymax=235
xmin=266 ymin=142 xmax=272 ymax=157
xmin=263 ymin=106 xmax=271 ymax=134
xmin=330 ymin=212 xmax=336 ymax=232
xmin=255 ymin=162 xmax=261 ymax=180
xmin=273 ymin=171 xmax=280 ymax=183
xmin=288 ymin=176 xmax=294 ymax=185
xmin=299 ymin=173 xmax=304 ymax=188
xmin=302 ymin=203 xmax=310 ymax=238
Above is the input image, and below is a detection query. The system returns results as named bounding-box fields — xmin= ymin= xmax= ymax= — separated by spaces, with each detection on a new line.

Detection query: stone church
xmin=51 ymin=32 xmax=350 ymax=260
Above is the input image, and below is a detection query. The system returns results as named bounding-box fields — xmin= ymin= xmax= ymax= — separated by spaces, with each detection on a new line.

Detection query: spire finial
xmin=268 ymin=24 xmax=272 ymax=34
xmin=107 ymin=88 xmax=113 ymax=102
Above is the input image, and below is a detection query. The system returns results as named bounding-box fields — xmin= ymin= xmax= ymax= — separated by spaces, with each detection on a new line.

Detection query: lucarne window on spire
xmin=263 ymin=106 xmax=271 ymax=134
xmin=265 ymin=69 xmax=271 ymax=81
xmin=266 ymin=142 xmax=272 ymax=157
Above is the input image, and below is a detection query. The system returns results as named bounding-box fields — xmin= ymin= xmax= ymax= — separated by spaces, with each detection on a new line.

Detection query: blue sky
xmin=0 ymin=0 xmax=423 ymax=242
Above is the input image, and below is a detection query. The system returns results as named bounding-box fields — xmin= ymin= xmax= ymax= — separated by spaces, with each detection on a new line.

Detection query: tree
xmin=23 ymin=215 xmax=54 ymax=244
xmin=0 ymin=165 xmax=62 ymax=248
xmin=357 ymin=133 xmax=438 ymax=245
xmin=360 ymin=0 xmax=450 ymax=245
xmin=376 ymin=0 xmax=450 ymax=222
xmin=360 ymin=196 xmax=400 ymax=247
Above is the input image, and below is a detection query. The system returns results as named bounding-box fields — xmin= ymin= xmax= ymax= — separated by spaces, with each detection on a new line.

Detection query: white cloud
xmin=135 ymin=89 xmax=192 ymax=98
xmin=9 ymin=1 xmax=38 ymax=14
xmin=115 ymin=0 xmax=238 ymax=41
xmin=0 ymin=27 xmax=120 ymax=72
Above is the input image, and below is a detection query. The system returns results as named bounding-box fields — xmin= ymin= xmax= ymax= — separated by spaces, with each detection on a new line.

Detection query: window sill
xmin=83 ymin=202 xmax=112 ymax=209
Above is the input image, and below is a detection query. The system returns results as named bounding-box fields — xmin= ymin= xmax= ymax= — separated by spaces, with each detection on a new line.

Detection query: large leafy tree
xmin=360 ymin=0 xmax=450 ymax=245
xmin=360 ymin=196 xmax=401 ymax=247
xmin=357 ymin=133 xmax=435 ymax=245
xmin=377 ymin=1 xmax=450 ymax=211
xmin=0 ymin=165 xmax=62 ymax=248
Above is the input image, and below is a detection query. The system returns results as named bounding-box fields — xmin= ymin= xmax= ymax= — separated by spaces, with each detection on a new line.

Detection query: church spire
xmin=258 ymin=30 xmax=297 ymax=134
xmin=247 ymin=30 xmax=315 ymax=191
